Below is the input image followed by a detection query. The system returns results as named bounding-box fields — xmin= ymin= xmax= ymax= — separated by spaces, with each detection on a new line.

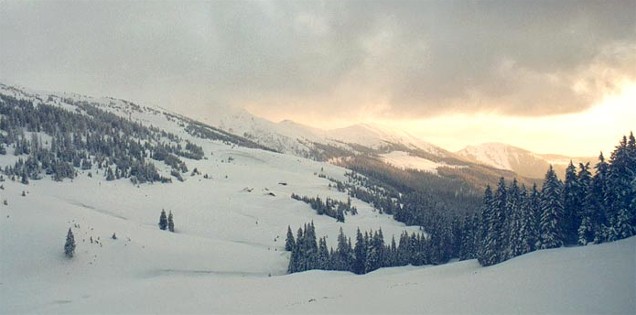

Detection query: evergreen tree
xmin=477 ymin=185 xmax=499 ymax=266
xmin=607 ymin=132 xmax=636 ymax=234
xmin=493 ymin=178 xmax=508 ymax=261
xmin=158 ymin=209 xmax=167 ymax=230
xmin=506 ymin=179 xmax=524 ymax=259
xmin=459 ymin=214 xmax=478 ymax=260
xmin=577 ymin=163 xmax=595 ymax=245
xmin=168 ymin=211 xmax=175 ymax=232
xmin=285 ymin=226 xmax=295 ymax=252
xmin=317 ymin=237 xmax=330 ymax=270
xmin=64 ymin=228 xmax=76 ymax=258
xmin=353 ymin=228 xmax=367 ymax=274
xmin=396 ymin=231 xmax=411 ymax=266
xmin=578 ymin=216 xmax=594 ymax=245
xmin=589 ymin=152 xmax=610 ymax=243
xmin=365 ymin=235 xmax=379 ymax=273
xmin=334 ymin=228 xmax=353 ymax=271
xmin=539 ymin=166 xmax=564 ymax=249
xmin=562 ymin=161 xmax=582 ymax=245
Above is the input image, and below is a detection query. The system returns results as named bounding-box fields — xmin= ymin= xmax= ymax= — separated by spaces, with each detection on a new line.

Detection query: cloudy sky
xmin=1 ymin=1 xmax=635 ymax=156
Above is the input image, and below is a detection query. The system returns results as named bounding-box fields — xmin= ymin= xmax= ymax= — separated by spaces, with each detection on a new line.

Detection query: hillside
xmin=0 ymin=82 xmax=633 ymax=314
xmin=457 ymin=142 xmax=595 ymax=179
xmin=1 ymin=164 xmax=633 ymax=314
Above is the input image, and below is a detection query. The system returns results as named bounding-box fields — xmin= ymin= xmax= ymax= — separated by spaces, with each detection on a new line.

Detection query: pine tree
xmin=493 ymin=178 xmax=508 ymax=261
xmin=590 ymin=152 xmax=610 ymax=243
xmin=334 ymin=227 xmax=353 ymax=271
xmin=285 ymin=226 xmax=295 ymax=252
xmin=158 ymin=209 xmax=167 ymax=230
xmin=607 ymin=136 xmax=632 ymax=229
xmin=539 ymin=166 xmax=564 ymax=249
xmin=577 ymin=163 xmax=595 ymax=245
xmin=459 ymin=215 xmax=477 ymax=260
xmin=64 ymin=228 xmax=76 ymax=258
xmin=526 ymin=184 xmax=541 ymax=251
xmin=607 ymin=132 xmax=636 ymax=236
xmin=353 ymin=228 xmax=367 ymax=274
xmin=317 ymin=237 xmax=330 ymax=270
xmin=562 ymin=161 xmax=582 ymax=245
xmin=578 ymin=216 xmax=594 ymax=245
xmin=506 ymin=179 xmax=524 ymax=259
xmin=168 ymin=211 xmax=175 ymax=232
xmin=478 ymin=185 xmax=499 ymax=266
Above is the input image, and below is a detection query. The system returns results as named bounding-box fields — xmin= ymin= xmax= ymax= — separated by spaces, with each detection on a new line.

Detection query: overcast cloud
xmin=1 ymin=0 xmax=635 ymax=121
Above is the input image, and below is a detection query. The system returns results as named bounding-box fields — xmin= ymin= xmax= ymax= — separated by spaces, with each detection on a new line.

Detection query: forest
xmin=287 ymin=133 xmax=636 ymax=273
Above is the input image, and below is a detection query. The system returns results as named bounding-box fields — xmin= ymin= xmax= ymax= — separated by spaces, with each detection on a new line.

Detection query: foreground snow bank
xmin=3 ymin=233 xmax=633 ymax=314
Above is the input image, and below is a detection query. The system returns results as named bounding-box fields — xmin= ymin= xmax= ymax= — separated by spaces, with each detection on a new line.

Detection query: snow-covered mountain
xmin=0 ymin=82 xmax=633 ymax=314
xmin=456 ymin=142 xmax=595 ymax=179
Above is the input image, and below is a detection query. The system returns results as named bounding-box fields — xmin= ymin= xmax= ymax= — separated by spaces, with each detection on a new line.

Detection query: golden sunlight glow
xmin=386 ymin=81 xmax=636 ymax=156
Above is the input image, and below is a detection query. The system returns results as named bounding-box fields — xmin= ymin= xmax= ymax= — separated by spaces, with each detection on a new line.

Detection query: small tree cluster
xmin=290 ymin=193 xmax=357 ymax=222
xmin=159 ymin=209 xmax=175 ymax=232
xmin=286 ymin=223 xmax=449 ymax=275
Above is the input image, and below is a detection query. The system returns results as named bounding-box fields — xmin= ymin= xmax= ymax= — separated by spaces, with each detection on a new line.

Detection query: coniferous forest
xmin=287 ymin=133 xmax=636 ymax=274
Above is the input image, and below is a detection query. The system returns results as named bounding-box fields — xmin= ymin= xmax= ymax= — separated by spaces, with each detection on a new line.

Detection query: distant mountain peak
xmin=456 ymin=142 xmax=594 ymax=179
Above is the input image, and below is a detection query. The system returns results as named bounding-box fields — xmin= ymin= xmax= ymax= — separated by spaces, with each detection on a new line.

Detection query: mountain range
xmin=0 ymin=82 xmax=632 ymax=314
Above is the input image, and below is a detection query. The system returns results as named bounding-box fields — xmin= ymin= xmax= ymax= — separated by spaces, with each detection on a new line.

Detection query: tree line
xmin=287 ymin=132 xmax=635 ymax=274
xmin=469 ymin=132 xmax=636 ymax=266
xmin=286 ymin=222 xmax=456 ymax=275
xmin=0 ymin=95 xmax=204 ymax=183
xmin=290 ymin=193 xmax=358 ymax=222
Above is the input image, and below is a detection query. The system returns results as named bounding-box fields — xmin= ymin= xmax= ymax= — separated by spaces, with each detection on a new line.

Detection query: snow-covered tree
xmin=353 ymin=228 xmax=366 ymax=274
xmin=539 ymin=166 xmax=564 ymax=249
xmin=64 ymin=228 xmax=76 ymax=258
xmin=562 ymin=161 xmax=582 ymax=245
xmin=478 ymin=185 xmax=500 ymax=266
xmin=168 ymin=211 xmax=175 ymax=232
xmin=285 ymin=226 xmax=295 ymax=252
xmin=159 ymin=209 xmax=167 ymax=230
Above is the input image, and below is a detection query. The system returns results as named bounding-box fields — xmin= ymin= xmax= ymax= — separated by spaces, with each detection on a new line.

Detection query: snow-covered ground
xmin=380 ymin=151 xmax=464 ymax=174
xmin=1 ymin=83 xmax=633 ymax=314
xmin=1 ymin=141 xmax=634 ymax=314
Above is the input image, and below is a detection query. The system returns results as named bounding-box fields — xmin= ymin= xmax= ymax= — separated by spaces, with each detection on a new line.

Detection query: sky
xmin=1 ymin=1 xmax=635 ymax=156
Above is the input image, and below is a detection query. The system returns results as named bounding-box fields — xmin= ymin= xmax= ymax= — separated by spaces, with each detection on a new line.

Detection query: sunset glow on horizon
xmin=2 ymin=1 xmax=635 ymax=157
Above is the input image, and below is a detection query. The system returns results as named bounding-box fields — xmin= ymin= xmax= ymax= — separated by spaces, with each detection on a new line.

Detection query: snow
xmin=0 ymin=143 xmax=633 ymax=315
xmin=2 ymin=164 xmax=633 ymax=315
xmin=380 ymin=151 xmax=462 ymax=174
xmin=457 ymin=142 xmax=520 ymax=171
xmin=1 ymin=84 xmax=633 ymax=314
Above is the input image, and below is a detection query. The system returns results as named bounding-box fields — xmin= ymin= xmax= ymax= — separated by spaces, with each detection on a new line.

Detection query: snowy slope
xmin=380 ymin=151 xmax=465 ymax=174
xmin=457 ymin=143 xmax=595 ymax=179
xmin=197 ymin=101 xmax=451 ymax=161
xmin=1 ymin=164 xmax=633 ymax=315
xmin=0 ymin=83 xmax=633 ymax=314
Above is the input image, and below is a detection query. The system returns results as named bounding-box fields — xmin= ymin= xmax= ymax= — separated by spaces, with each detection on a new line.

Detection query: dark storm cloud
xmin=1 ymin=1 xmax=635 ymax=119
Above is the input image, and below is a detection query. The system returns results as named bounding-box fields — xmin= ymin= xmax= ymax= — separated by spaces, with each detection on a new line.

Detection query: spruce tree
xmin=577 ymin=163 xmax=595 ymax=245
xmin=478 ymin=185 xmax=499 ymax=266
xmin=607 ymin=132 xmax=636 ymax=236
xmin=526 ymin=184 xmax=541 ymax=252
xmin=168 ymin=211 xmax=175 ymax=232
xmin=158 ymin=209 xmax=167 ymax=230
xmin=317 ymin=237 xmax=330 ymax=270
xmin=506 ymin=179 xmax=524 ymax=259
xmin=353 ymin=228 xmax=366 ymax=274
xmin=285 ymin=226 xmax=295 ymax=252
xmin=590 ymin=152 xmax=610 ymax=243
xmin=562 ymin=161 xmax=582 ymax=245
xmin=64 ymin=228 xmax=76 ymax=258
xmin=335 ymin=227 xmax=353 ymax=271
xmin=539 ymin=166 xmax=564 ymax=249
